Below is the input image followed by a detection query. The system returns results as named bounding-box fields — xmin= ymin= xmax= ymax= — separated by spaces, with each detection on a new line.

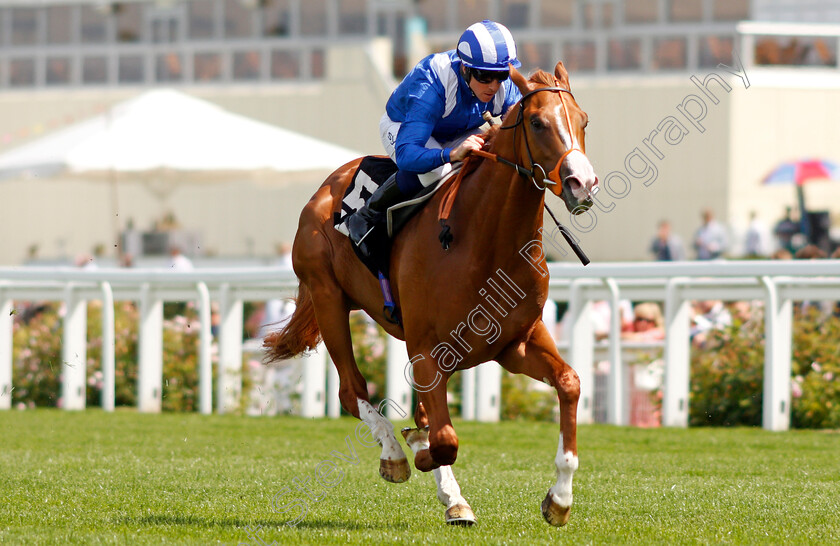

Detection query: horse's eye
xmin=530 ymin=116 xmax=544 ymax=130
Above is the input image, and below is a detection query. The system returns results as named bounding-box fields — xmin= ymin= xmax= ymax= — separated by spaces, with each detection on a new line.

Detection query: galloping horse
xmin=265 ymin=62 xmax=599 ymax=526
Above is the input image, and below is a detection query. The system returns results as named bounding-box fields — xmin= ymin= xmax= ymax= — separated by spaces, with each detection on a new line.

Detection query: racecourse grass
xmin=1 ymin=411 xmax=839 ymax=545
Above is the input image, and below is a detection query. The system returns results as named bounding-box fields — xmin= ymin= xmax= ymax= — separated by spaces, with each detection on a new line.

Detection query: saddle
xmin=334 ymin=156 xmax=458 ymax=324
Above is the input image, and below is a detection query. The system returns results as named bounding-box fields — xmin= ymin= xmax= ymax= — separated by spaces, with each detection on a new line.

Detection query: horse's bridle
xmin=446 ymin=84 xmax=592 ymax=263
xmin=492 ymin=85 xmax=592 ymax=265
xmin=499 ymin=86 xmax=581 ymax=191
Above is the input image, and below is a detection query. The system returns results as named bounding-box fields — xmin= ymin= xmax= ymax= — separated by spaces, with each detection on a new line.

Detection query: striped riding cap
xmin=457 ymin=20 xmax=521 ymax=71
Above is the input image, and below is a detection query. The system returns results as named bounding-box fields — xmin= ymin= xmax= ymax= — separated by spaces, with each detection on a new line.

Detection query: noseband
xmin=500 ymin=86 xmax=581 ymax=191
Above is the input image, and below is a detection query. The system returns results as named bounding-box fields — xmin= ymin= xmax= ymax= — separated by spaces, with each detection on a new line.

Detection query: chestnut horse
xmin=265 ymin=62 xmax=599 ymax=526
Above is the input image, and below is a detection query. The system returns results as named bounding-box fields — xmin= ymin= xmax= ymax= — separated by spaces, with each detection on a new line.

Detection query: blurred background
xmin=0 ymin=0 xmax=839 ymax=266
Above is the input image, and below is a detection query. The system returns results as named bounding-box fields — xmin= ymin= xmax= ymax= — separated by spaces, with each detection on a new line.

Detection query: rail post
xmin=761 ymin=276 xmax=792 ymax=431
xmin=386 ymin=338 xmax=412 ymax=420
xmin=138 ymin=283 xmax=163 ymax=413
xmin=300 ymin=343 xmax=327 ymax=417
xmin=663 ymin=277 xmax=691 ymax=427
xmin=100 ymin=282 xmax=115 ymax=412
xmin=61 ymin=283 xmax=87 ymax=410
xmin=0 ymin=285 xmax=12 ymax=410
xmin=197 ymin=282 xmax=213 ymax=415
xmin=218 ymin=283 xmax=243 ymax=414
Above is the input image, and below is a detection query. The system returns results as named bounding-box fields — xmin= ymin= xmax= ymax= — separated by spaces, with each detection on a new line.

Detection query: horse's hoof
xmin=379 ymin=458 xmax=411 ymax=483
xmin=445 ymin=503 xmax=476 ymax=526
xmin=541 ymin=491 xmax=571 ymax=526
xmin=400 ymin=426 xmax=429 ymax=444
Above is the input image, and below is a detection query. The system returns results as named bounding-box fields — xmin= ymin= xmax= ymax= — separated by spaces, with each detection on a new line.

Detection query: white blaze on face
xmin=549 ymin=435 xmax=579 ymax=508
xmin=357 ymin=398 xmax=407 ymax=462
xmin=554 ymin=104 xmax=598 ymax=200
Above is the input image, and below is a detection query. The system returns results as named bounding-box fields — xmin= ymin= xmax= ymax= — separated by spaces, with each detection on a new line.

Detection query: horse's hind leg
xmin=305 ymin=274 xmax=410 ymax=483
xmin=402 ymin=403 xmax=476 ymax=525
xmin=496 ymin=322 xmax=580 ymax=526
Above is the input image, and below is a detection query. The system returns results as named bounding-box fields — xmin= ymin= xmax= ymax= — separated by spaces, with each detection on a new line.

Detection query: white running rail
xmin=1 ymin=260 xmax=838 ymax=431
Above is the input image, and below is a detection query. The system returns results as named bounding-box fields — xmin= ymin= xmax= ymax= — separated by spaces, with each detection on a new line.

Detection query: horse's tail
xmin=263 ymin=283 xmax=322 ymax=362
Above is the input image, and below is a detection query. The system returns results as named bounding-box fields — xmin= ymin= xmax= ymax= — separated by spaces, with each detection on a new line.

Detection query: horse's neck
xmin=461 ymin=140 xmax=546 ymax=246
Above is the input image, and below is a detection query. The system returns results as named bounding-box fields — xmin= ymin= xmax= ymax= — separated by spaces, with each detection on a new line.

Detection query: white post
xmin=300 ymin=342 xmax=326 ymax=417
xmin=605 ymin=278 xmax=625 ymax=426
xmin=475 ymin=361 xmax=501 ymax=422
xmin=138 ymin=284 xmax=163 ymax=413
xmin=461 ymin=366 xmax=476 ymax=420
xmin=218 ymin=284 xmax=243 ymax=414
xmin=61 ymin=284 xmax=87 ymax=410
xmin=761 ymin=276 xmax=792 ymax=431
xmin=327 ymin=358 xmax=341 ymax=418
xmin=0 ymin=288 xmax=12 ymax=410
xmin=386 ymin=337 xmax=412 ymax=419
xmin=663 ymin=278 xmax=691 ymax=427
xmin=196 ymin=282 xmax=213 ymax=415
xmin=569 ymin=280 xmax=594 ymax=424
xmin=100 ymin=282 xmax=115 ymax=412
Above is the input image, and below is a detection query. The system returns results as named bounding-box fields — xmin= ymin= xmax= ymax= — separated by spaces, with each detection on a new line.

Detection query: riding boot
xmin=347 ymin=172 xmax=406 ymax=256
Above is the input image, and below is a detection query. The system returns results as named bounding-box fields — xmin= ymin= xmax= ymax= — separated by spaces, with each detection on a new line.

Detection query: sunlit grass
xmin=1 ymin=410 xmax=838 ymax=545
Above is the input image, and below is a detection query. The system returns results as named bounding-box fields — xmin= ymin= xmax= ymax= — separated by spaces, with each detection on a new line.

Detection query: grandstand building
xmin=0 ymin=0 xmax=838 ymax=263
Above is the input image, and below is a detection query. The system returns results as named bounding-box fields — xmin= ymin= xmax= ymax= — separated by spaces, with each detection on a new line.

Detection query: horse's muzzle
xmin=559 ymin=175 xmax=596 ymax=214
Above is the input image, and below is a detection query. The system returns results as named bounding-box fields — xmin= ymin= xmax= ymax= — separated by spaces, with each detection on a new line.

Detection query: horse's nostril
xmin=565 ymin=177 xmax=582 ymax=193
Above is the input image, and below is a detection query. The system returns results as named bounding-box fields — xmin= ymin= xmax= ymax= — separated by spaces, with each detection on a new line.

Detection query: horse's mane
xmin=480 ymin=69 xmax=556 ymax=154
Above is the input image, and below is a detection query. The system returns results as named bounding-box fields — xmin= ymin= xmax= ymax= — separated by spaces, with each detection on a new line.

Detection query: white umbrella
xmin=0 ymin=89 xmax=362 ymax=258
xmin=0 ymin=88 xmax=360 ymax=192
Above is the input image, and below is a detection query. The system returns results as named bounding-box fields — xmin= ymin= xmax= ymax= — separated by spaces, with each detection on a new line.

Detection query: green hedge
xmin=690 ymin=307 xmax=840 ymax=428
xmin=10 ymin=302 xmax=840 ymax=428
xmin=11 ymin=302 xmax=225 ymax=412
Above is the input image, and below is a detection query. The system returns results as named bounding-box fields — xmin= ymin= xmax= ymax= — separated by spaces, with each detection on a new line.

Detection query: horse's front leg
xmin=402 ymin=402 xmax=476 ymax=525
xmin=497 ymin=322 xmax=580 ymax=526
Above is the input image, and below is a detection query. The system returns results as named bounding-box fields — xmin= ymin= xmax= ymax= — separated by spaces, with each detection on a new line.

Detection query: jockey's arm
xmin=393 ymin=103 xmax=450 ymax=174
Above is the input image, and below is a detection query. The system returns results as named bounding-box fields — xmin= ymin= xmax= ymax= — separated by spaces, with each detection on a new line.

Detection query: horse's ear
xmin=554 ymin=61 xmax=571 ymax=90
xmin=509 ymin=64 xmax=531 ymax=95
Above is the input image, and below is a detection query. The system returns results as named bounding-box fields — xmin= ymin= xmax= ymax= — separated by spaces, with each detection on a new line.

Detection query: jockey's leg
xmin=347 ymin=171 xmax=419 ymax=256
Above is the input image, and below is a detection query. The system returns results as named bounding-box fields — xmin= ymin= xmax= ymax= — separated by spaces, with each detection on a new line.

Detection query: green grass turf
xmin=1 ymin=410 xmax=839 ymax=545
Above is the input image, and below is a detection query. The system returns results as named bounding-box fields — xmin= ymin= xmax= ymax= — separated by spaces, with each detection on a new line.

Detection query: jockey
xmin=347 ymin=20 xmax=523 ymax=256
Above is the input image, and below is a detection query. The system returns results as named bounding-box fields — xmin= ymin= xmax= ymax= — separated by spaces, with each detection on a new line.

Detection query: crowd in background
xmin=651 ymin=207 xmax=840 ymax=263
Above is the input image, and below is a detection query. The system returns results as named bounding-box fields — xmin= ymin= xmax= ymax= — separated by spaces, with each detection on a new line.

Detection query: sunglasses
xmin=471 ymin=68 xmax=509 ymax=84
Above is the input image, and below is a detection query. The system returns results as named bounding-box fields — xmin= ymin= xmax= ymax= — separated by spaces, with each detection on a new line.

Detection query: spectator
xmin=744 ymin=211 xmax=771 ymax=257
xmin=74 ymin=253 xmax=97 ymax=270
xmin=771 ymin=248 xmax=793 ymax=260
xmin=794 ymin=244 xmax=827 ymax=260
xmin=690 ymin=300 xmax=732 ymax=348
xmin=795 ymin=244 xmax=831 ymax=317
xmin=774 ymin=206 xmax=800 ymax=254
xmin=650 ymin=220 xmax=685 ymax=261
xmin=693 ymin=209 xmax=728 ymax=260
xmin=168 ymin=246 xmax=194 ymax=270
xmin=622 ymin=302 xmax=665 ymax=342
xmin=557 ymin=299 xmax=633 ymax=343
